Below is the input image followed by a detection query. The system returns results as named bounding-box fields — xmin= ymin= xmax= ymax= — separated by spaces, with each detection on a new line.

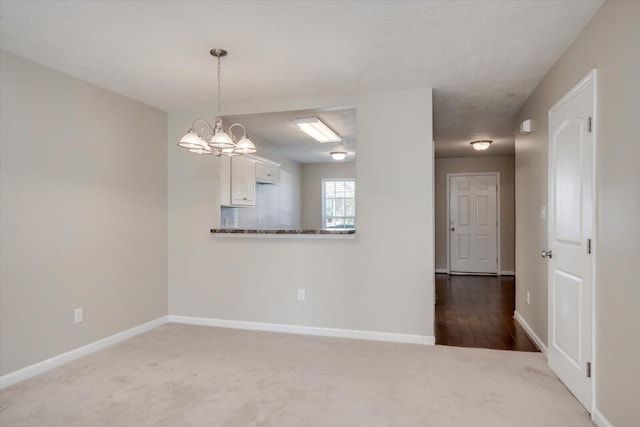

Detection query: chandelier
xmin=177 ymin=49 xmax=256 ymax=156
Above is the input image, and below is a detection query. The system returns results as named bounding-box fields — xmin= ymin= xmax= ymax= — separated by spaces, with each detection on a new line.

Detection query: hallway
xmin=435 ymin=274 xmax=539 ymax=351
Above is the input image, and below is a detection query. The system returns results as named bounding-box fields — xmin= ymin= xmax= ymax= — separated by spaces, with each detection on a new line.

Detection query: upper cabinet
xmin=231 ymin=156 xmax=256 ymax=206
xmin=255 ymin=161 xmax=280 ymax=184
xmin=220 ymin=155 xmax=281 ymax=207
xmin=220 ymin=156 xmax=256 ymax=207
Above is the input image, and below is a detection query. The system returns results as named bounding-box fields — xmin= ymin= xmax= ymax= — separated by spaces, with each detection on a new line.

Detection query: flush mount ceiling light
xmin=330 ymin=151 xmax=347 ymax=161
xmin=177 ymin=49 xmax=256 ymax=156
xmin=470 ymin=140 xmax=493 ymax=151
xmin=293 ymin=117 xmax=342 ymax=143
xmin=329 ymin=140 xmax=348 ymax=160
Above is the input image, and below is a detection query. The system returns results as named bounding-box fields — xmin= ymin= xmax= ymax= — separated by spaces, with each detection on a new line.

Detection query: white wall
xmin=514 ymin=1 xmax=640 ymax=424
xmin=168 ymin=89 xmax=434 ymax=337
xmin=0 ymin=51 xmax=168 ymax=375
xmin=301 ymin=162 xmax=356 ymax=230
xmin=434 ymin=156 xmax=515 ymax=273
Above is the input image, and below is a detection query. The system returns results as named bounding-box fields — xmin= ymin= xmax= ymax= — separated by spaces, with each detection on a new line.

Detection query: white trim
xmin=321 ymin=178 xmax=356 ymax=231
xmin=435 ymin=268 xmax=448 ymax=274
xmin=445 ymin=174 xmax=451 ymax=274
xmin=591 ymin=69 xmax=599 ymax=424
xmin=246 ymin=154 xmax=280 ymax=167
xmin=500 ymin=270 xmax=515 ymax=276
xmin=589 ymin=70 xmax=599 ymax=420
xmin=449 ymin=272 xmax=496 ymax=276
xmin=446 ymin=172 xmax=501 ymax=275
xmin=432 ymin=144 xmax=436 ymax=305
xmin=169 ymin=315 xmax=435 ymax=346
xmin=592 ymin=407 xmax=613 ymax=427
xmin=0 ymin=316 xmax=168 ymax=389
xmin=514 ymin=311 xmax=548 ymax=356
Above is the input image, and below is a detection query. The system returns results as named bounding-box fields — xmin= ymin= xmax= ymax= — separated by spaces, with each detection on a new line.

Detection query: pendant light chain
xmin=216 ymin=54 xmax=222 ymax=120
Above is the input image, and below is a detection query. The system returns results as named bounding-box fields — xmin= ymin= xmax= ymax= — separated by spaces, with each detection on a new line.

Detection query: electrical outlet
xmin=526 ymin=291 xmax=530 ymax=305
xmin=74 ymin=308 xmax=83 ymax=324
xmin=297 ymin=289 xmax=306 ymax=301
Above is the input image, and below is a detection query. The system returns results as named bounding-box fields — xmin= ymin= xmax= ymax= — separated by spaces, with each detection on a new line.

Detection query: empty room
xmin=1 ymin=1 xmax=638 ymax=426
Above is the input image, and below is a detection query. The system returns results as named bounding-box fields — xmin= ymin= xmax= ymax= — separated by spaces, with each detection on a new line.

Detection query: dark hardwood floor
xmin=435 ymin=274 xmax=539 ymax=352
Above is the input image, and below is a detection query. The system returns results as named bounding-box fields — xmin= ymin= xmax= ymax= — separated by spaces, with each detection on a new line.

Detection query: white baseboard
xmin=1 ymin=314 xmax=433 ymax=389
xmin=0 ymin=316 xmax=168 ymax=389
xmin=513 ymin=311 xmax=548 ymax=356
xmin=169 ymin=315 xmax=435 ymax=346
xmin=435 ymin=269 xmax=514 ymax=276
xmin=592 ymin=407 xmax=613 ymax=427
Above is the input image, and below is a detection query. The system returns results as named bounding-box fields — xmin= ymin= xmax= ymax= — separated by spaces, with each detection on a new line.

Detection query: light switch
xmin=540 ymin=206 xmax=546 ymax=220
xmin=74 ymin=308 xmax=83 ymax=324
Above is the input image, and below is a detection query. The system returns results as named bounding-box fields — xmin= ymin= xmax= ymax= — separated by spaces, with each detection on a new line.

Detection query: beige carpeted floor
xmin=0 ymin=323 xmax=592 ymax=426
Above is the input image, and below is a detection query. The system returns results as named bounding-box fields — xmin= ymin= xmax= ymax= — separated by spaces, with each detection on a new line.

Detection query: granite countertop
xmin=210 ymin=229 xmax=356 ymax=235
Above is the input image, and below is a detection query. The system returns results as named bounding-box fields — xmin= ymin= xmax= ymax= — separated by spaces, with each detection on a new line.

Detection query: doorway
xmin=435 ymin=160 xmax=534 ymax=351
xmin=447 ymin=172 xmax=500 ymax=274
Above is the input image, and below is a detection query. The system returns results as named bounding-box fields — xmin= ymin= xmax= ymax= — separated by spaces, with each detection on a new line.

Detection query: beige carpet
xmin=0 ymin=323 xmax=592 ymax=426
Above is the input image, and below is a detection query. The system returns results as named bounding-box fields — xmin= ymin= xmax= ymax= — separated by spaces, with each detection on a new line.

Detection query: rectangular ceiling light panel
xmin=293 ymin=117 xmax=341 ymax=143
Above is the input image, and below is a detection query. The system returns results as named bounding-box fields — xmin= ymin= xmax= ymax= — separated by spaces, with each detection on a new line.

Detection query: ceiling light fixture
xmin=293 ymin=117 xmax=342 ymax=143
xmin=177 ymin=49 xmax=256 ymax=156
xmin=330 ymin=151 xmax=348 ymax=161
xmin=470 ymin=139 xmax=493 ymax=151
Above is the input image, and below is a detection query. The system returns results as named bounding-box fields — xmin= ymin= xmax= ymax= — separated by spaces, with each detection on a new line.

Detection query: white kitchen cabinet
xmin=279 ymin=169 xmax=293 ymax=227
xmin=220 ymin=156 xmax=256 ymax=207
xmin=255 ymin=161 xmax=280 ymax=184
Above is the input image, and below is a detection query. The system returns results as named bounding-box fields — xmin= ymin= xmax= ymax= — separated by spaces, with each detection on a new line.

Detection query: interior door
xmin=449 ymin=174 xmax=498 ymax=274
xmin=547 ymin=71 xmax=595 ymax=411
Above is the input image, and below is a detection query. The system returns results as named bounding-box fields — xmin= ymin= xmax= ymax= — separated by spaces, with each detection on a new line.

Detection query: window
xmin=322 ymin=179 xmax=355 ymax=230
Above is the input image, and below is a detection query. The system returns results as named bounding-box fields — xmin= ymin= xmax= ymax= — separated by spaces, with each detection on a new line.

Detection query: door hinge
xmin=586 ymin=362 xmax=592 ymax=378
xmin=587 ymin=117 xmax=592 ymax=132
xmin=587 ymin=239 xmax=592 ymax=254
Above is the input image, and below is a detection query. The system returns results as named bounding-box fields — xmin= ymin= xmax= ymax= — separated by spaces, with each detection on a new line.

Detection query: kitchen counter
xmin=211 ymin=228 xmax=355 ymax=234
xmin=210 ymin=229 xmax=356 ymax=238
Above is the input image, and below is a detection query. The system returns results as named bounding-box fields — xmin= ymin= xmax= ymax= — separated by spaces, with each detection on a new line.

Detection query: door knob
xmin=541 ymin=249 xmax=553 ymax=259
xmin=451 ymin=227 xmax=455 ymax=232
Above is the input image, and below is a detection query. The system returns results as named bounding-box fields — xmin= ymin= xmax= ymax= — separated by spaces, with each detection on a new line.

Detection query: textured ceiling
xmin=223 ymin=107 xmax=356 ymax=164
xmin=0 ymin=0 xmax=603 ymax=157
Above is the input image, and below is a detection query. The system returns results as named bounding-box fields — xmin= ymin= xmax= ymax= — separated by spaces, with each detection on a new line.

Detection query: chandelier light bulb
xmin=210 ymin=129 xmax=235 ymax=149
xmin=178 ymin=130 xmax=207 ymax=150
xmin=233 ymin=136 xmax=257 ymax=154
xmin=188 ymin=145 xmax=213 ymax=155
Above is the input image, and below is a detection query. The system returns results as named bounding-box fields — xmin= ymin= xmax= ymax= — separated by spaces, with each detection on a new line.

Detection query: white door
xmin=449 ymin=174 xmax=498 ymax=274
xmin=547 ymin=71 xmax=595 ymax=411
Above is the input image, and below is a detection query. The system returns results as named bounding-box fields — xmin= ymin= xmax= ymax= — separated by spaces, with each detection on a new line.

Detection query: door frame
xmin=547 ymin=69 xmax=598 ymax=414
xmin=446 ymin=172 xmax=501 ymax=275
